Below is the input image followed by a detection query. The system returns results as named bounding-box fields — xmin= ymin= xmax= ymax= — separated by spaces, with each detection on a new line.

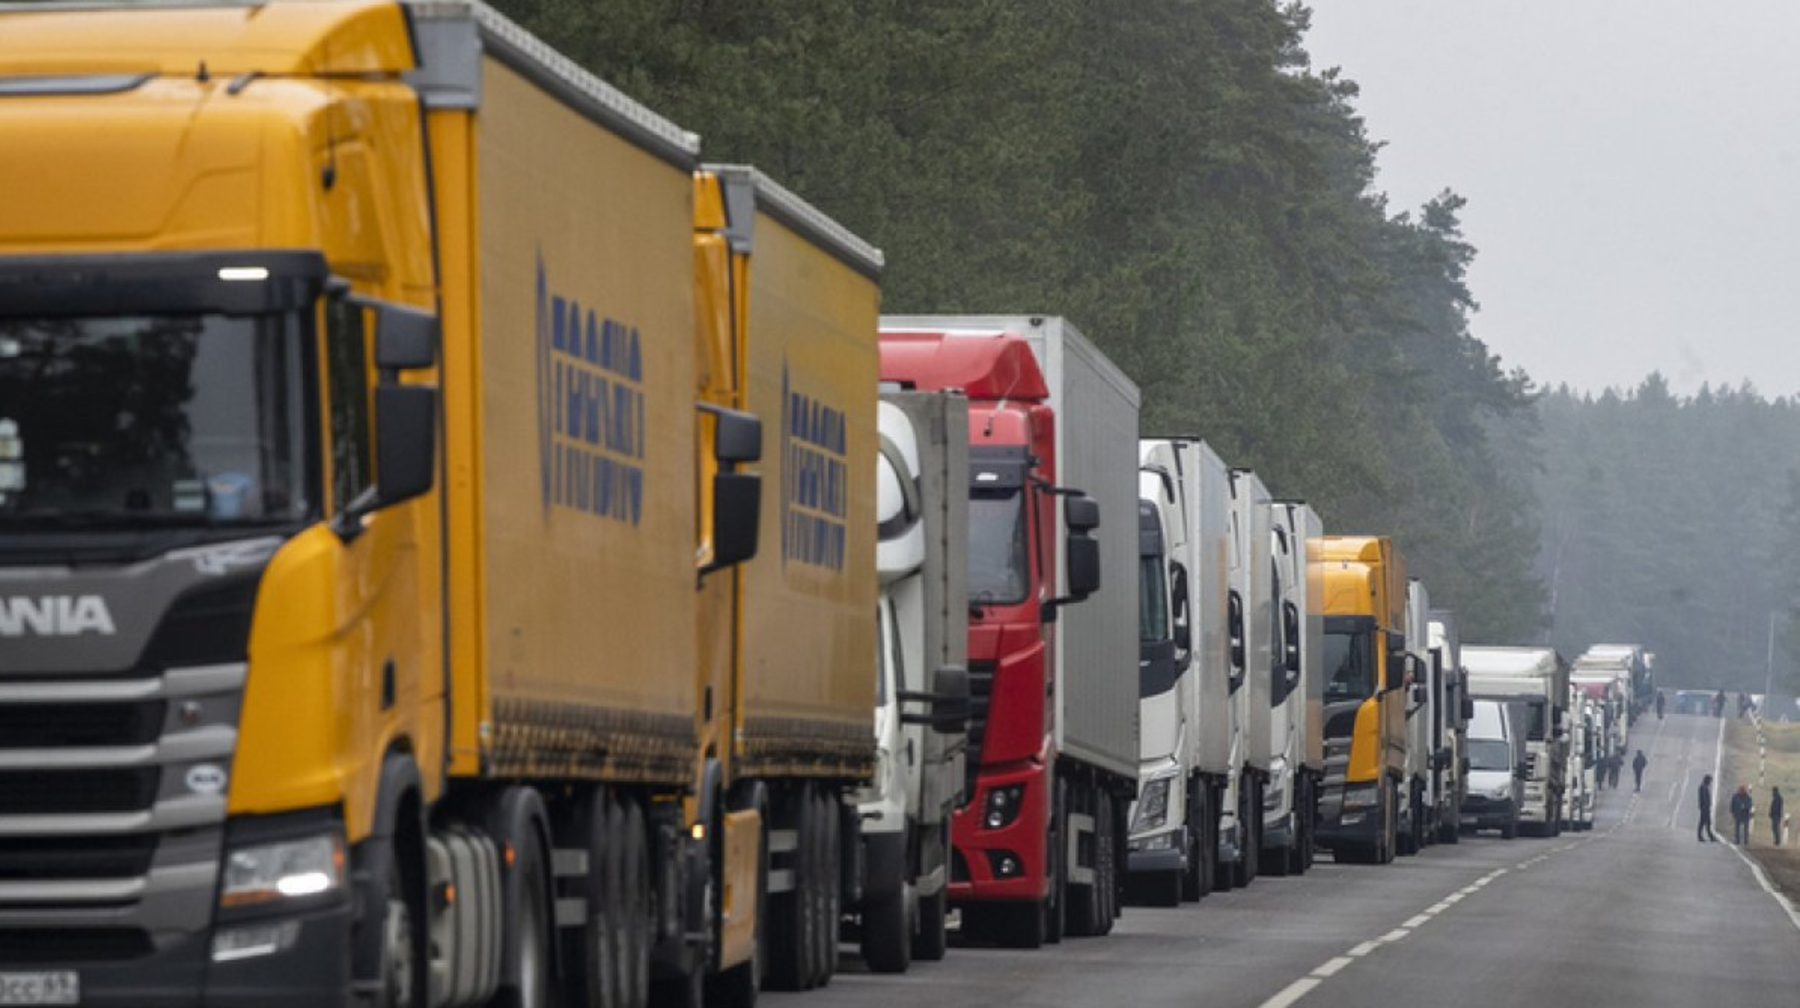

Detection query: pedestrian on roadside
xmin=1608 ymin=753 xmax=1622 ymax=790
xmin=1771 ymin=787 xmax=1785 ymax=846
xmin=1714 ymin=690 xmax=1727 ymax=718
xmin=1698 ymin=774 xmax=1718 ymax=842
xmin=1731 ymin=784 xmax=1754 ymax=844
xmin=1632 ymin=749 xmax=1648 ymax=791
xmin=1656 ymin=690 xmax=1665 ymax=720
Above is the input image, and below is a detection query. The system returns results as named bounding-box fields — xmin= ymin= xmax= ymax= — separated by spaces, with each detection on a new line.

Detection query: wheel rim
xmin=384 ymin=895 xmax=415 ymax=1008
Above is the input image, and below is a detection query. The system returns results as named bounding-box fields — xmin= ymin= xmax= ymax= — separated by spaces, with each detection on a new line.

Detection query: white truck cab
xmin=1462 ymin=698 xmax=1525 ymax=837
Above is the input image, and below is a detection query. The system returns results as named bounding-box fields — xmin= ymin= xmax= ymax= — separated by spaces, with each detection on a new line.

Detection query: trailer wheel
xmin=573 ymin=790 xmax=620 ymax=1008
xmin=812 ymin=789 xmax=841 ymax=988
xmin=912 ymin=886 xmax=947 ymax=961
xmin=765 ymin=787 xmax=810 ymax=991
xmin=1096 ymin=791 xmax=1117 ymax=934
xmin=1180 ymin=782 xmax=1206 ymax=902
xmin=505 ymin=832 xmax=554 ymax=1008
xmin=620 ymin=799 xmax=652 ymax=1008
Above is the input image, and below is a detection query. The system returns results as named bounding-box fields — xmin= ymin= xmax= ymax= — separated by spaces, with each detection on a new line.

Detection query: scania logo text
xmin=0 ymin=595 xmax=117 ymax=637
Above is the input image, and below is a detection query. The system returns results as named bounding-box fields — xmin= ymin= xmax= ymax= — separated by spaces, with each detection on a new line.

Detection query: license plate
xmin=0 ymin=973 xmax=79 ymax=1006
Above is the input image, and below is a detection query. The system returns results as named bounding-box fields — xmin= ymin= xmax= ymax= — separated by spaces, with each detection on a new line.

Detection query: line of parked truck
xmin=0 ymin=3 xmax=1654 ymax=1007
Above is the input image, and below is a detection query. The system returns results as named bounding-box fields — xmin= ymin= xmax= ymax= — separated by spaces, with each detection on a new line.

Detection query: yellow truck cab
xmin=0 ymin=3 xmax=877 ymax=1006
xmin=1313 ymin=535 xmax=1414 ymax=864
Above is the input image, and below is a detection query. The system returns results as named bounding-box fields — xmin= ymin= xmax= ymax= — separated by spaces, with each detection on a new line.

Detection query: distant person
xmin=1608 ymin=753 xmax=1622 ymax=790
xmin=1632 ymin=749 xmax=1648 ymax=791
xmin=1714 ymin=690 xmax=1727 ymax=718
xmin=1771 ymin=787 xmax=1786 ymax=846
xmin=1655 ymin=690 xmax=1665 ymax=720
xmin=1731 ymin=784 xmax=1755 ymax=844
xmin=1698 ymin=774 xmax=1718 ymax=842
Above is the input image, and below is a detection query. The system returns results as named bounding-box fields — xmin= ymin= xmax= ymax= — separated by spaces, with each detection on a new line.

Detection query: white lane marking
xmin=1379 ymin=927 xmax=1410 ymax=943
xmin=1311 ymin=957 xmax=1354 ymax=978
xmin=1346 ymin=940 xmax=1380 ymax=957
xmin=1443 ymin=892 xmax=1465 ymax=904
xmin=1402 ymin=914 xmax=1431 ymax=928
xmin=1257 ymin=977 xmax=1321 ymax=1008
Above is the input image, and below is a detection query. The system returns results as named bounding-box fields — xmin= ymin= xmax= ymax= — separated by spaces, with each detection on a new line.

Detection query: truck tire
xmin=912 ymin=887 xmax=948 ymax=962
xmin=860 ymin=870 xmax=910 ymax=971
xmin=1065 ymin=786 xmax=1102 ymax=936
xmin=572 ymin=790 xmax=621 ymax=1008
xmin=1096 ymin=791 xmax=1117 ymax=934
xmin=619 ymin=800 xmax=651 ymax=1008
xmin=817 ymin=788 xmax=842 ymax=986
xmin=1378 ymin=787 xmax=1397 ymax=864
xmin=1181 ymin=782 xmax=1207 ymax=902
xmin=1501 ymin=817 xmax=1518 ymax=840
xmin=765 ymin=786 xmax=816 ymax=991
xmin=371 ymin=846 xmax=422 ymax=1008
xmin=502 ymin=827 xmax=555 ymax=1008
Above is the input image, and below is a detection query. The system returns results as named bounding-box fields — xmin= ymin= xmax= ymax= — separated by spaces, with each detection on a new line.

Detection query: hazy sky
xmin=1304 ymin=2 xmax=1800 ymax=397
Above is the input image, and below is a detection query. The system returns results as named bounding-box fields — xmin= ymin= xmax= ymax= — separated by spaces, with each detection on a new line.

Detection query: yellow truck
xmin=0 ymin=3 xmax=878 ymax=1006
xmin=1312 ymin=536 xmax=1415 ymax=864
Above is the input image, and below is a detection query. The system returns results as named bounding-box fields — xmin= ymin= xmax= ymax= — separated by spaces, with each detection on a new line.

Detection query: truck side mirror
xmin=1170 ymin=562 xmax=1193 ymax=661
xmin=1282 ymin=601 xmax=1301 ymax=677
xmin=372 ymin=303 xmax=438 ymax=370
xmin=901 ymin=665 xmax=971 ymax=735
xmin=1462 ymin=695 xmax=1476 ymax=721
xmin=706 ymin=404 xmax=762 ymax=464
xmin=1227 ymin=590 xmax=1246 ymax=688
xmin=1066 ymin=534 xmax=1100 ymax=599
xmin=1411 ymin=682 xmax=1428 ymax=707
xmin=1066 ymin=494 xmax=1100 ymax=533
xmin=704 ymin=473 xmax=760 ymax=573
xmin=375 ymin=384 xmax=436 ymax=508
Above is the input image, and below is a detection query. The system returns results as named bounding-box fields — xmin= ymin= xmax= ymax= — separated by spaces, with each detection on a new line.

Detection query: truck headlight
xmin=1133 ymin=777 xmax=1171 ymax=832
xmin=983 ymin=785 xmax=1025 ymax=830
xmin=1130 ymin=829 xmax=1178 ymax=852
xmin=220 ymin=832 xmax=346 ymax=909
xmin=1341 ymin=783 xmax=1378 ymax=811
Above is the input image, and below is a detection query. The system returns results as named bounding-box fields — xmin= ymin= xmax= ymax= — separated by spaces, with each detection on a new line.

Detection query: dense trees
xmin=491 ymin=0 xmax=1545 ymax=637
xmin=1533 ymin=380 xmax=1800 ymax=694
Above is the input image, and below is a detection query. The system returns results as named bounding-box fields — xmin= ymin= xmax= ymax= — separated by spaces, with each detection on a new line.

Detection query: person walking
xmin=1608 ymin=753 xmax=1622 ymax=790
xmin=1632 ymin=749 xmax=1648 ymax=791
xmin=1698 ymin=774 xmax=1718 ymax=842
xmin=1771 ymin=787 xmax=1786 ymax=847
xmin=1713 ymin=690 xmax=1727 ymax=718
xmin=1731 ymin=784 xmax=1754 ymax=844
xmin=1656 ymin=690 xmax=1666 ymax=720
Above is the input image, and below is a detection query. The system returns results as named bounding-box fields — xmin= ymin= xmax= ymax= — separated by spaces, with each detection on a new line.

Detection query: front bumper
xmin=0 ymin=900 xmax=354 ymax=1008
xmin=949 ymin=762 xmax=1048 ymax=903
xmin=1460 ymin=795 xmax=1516 ymax=829
xmin=1315 ymin=784 xmax=1380 ymax=851
xmin=1126 ymin=827 xmax=1187 ymax=875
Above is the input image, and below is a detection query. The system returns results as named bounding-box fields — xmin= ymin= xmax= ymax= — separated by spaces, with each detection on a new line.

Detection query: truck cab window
xmin=324 ymin=297 xmax=372 ymax=513
xmin=1323 ymin=629 xmax=1375 ymax=701
xmin=1139 ymin=553 xmax=1169 ymax=644
xmin=968 ymin=487 xmax=1029 ymax=605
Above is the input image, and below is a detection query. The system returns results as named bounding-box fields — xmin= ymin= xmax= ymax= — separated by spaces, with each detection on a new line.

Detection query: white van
xmin=1461 ymin=699 xmax=1524 ymax=838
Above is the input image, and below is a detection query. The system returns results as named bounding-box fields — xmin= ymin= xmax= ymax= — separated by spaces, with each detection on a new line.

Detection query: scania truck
xmin=1465 ymin=647 xmax=1570 ymax=837
xmin=1218 ymin=470 xmax=1274 ymax=888
xmin=1127 ymin=439 xmax=1232 ymax=905
xmin=1261 ymin=501 xmax=1322 ymax=876
xmin=1315 ymin=536 xmax=1411 ymax=864
xmin=880 ymin=316 xmax=1139 ymax=947
xmin=0 ymin=3 xmax=884 ymax=1004
xmin=854 ymin=391 xmax=972 ymax=971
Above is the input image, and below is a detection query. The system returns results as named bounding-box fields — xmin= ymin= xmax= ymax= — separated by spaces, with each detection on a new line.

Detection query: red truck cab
xmin=880 ymin=331 xmax=1071 ymax=944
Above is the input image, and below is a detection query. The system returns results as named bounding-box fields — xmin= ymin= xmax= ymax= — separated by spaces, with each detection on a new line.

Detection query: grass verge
xmin=1718 ymin=717 xmax=1800 ymax=900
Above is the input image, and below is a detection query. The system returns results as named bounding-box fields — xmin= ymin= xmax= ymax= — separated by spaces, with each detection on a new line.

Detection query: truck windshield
xmin=0 ymin=314 xmax=312 ymax=527
xmin=1324 ymin=629 xmax=1376 ymax=701
xmin=1139 ymin=554 xmax=1168 ymax=644
xmin=1469 ymin=738 xmax=1512 ymax=771
xmin=968 ymin=487 xmax=1028 ymax=605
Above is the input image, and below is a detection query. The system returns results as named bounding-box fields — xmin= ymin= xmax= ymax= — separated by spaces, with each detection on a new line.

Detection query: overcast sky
xmin=1303 ymin=2 xmax=1800 ymax=397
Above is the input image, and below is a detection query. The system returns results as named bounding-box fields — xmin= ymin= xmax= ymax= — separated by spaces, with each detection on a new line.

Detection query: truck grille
xmin=0 ymin=769 xmax=160 ymax=815
xmin=0 ymin=702 xmax=166 ymax=749
xmin=961 ymin=661 xmax=995 ymax=805
xmin=0 ymin=836 xmax=158 ymax=881
xmin=0 ymin=928 xmax=153 ymax=963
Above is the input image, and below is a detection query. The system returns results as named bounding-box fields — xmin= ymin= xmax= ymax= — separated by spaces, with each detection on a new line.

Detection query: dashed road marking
xmin=1259 ymin=977 xmax=1321 ymax=1008
xmin=1346 ymin=941 xmax=1380 ymax=958
xmin=1402 ymin=913 xmax=1431 ymax=928
xmin=1311 ymin=957 xmax=1353 ymax=978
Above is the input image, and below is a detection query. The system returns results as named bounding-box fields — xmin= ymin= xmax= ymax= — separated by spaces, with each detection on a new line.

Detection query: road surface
xmin=776 ymin=712 xmax=1799 ymax=1008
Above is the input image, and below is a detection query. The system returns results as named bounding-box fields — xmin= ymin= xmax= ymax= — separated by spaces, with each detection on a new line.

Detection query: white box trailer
xmin=1400 ymin=579 xmax=1436 ymax=855
xmin=1428 ymin=609 xmax=1470 ymax=843
xmin=1261 ymin=500 xmax=1323 ymax=875
xmin=1465 ymin=646 xmax=1570 ymax=837
xmin=1221 ymin=469 xmax=1274 ymax=887
xmin=1128 ymin=438 xmax=1233 ymax=904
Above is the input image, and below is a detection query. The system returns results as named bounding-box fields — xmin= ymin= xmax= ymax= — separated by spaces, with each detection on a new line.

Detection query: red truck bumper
xmin=948 ymin=759 xmax=1049 ymax=903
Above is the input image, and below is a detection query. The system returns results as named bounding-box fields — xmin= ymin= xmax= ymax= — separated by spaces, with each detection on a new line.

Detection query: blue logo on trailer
xmin=780 ymin=364 xmax=848 ymax=570
xmin=536 ymin=255 xmax=645 ymax=525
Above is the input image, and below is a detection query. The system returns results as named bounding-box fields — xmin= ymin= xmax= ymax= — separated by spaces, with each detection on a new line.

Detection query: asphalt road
xmin=776 ymin=712 xmax=1800 ymax=1008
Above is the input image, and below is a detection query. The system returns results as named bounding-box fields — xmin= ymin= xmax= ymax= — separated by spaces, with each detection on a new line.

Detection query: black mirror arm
xmin=330 ymin=485 xmax=381 ymax=542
